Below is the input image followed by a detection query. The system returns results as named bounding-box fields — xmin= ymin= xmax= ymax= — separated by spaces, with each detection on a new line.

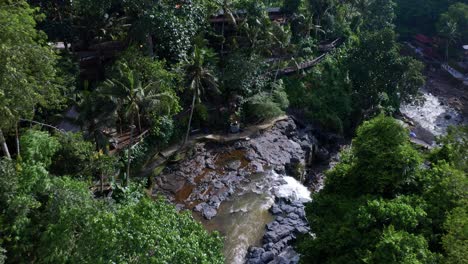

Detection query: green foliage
xmin=360 ymin=0 xmax=396 ymax=31
xmin=394 ymin=0 xmax=462 ymax=38
xmin=0 ymin=0 xmax=63 ymax=132
xmin=297 ymin=116 xmax=461 ymax=263
xmin=368 ymin=226 xmax=437 ymax=264
xmin=222 ymin=52 xmax=269 ymax=96
xmin=0 ymin=129 xmax=224 ymax=263
xmin=74 ymin=197 xmax=224 ymax=263
xmin=129 ymin=0 xmax=207 ymax=61
xmin=430 ymin=126 xmax=468 ymax=173
xmin=442 ymin=204 xmax=468 ymax=264
xmin=20 ymin=130 xmax=60 ymax=167
xmin=49 ymin=132 xmax=95 ymax=178
xmin=351 ymin=115 xmax=421 ymax=195
xmin=242 ymin=80 xmax=289 ymax=122
xmin=286 ymin=49 xmax=352 ymax=133
xmin=100 ymin=61 xmax=179 ymax=131
xmin=437 ymin=3 xmax=468 ymax=56
xmin=347 ymin=29 xmax=424 ymax=118
xmin=150 ymin=116 xmax=176 ymax=148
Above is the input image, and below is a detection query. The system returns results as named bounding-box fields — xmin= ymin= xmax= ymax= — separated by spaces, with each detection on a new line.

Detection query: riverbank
xmin=400 ymin=68 xmax=467 ymax=146
xmin=149 ymin=117 xmax=343 ymax=263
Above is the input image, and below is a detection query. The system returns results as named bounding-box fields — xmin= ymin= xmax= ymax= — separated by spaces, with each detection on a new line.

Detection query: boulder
xmin=261 ymin=251 xmax=275 ymax=262
xmin=225 ymin=160 xmax=242 ymax=171
xmin=269 ymin=204 xmax=283 ymax=215
xmin=202 ymin=206 xmax=217 ymax=220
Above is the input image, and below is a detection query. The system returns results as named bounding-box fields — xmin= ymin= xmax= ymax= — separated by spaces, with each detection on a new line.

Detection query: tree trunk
xmin=221 ymin=20 xmax=225 ymax=63
xmin=100 ymin=173 xmax=104 ymax=193
xmin=126 ymin=120 xmax=135 ymax=187
xmin=15 ymin=123 xmax=20 ymax=156
xmin=137 ymin=112 xmax=142 ymax=133
xmin=184 ymin=92 xmax=197 ymax=145
xmin=0 ymin=128 xmax=11 ymax=159
xmin=147 ymin=35 xmax=155 ymax=58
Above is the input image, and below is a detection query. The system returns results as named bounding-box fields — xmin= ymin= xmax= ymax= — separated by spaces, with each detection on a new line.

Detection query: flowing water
xmin=401 ymin=90 xmax=466 ymax=144
xmin=196 ymin=170 xmax=311 ymax=264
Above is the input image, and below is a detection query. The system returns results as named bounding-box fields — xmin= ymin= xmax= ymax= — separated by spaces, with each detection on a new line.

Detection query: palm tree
xmin=100 ymin=62 xmax=177 ymax=133
xmin=183 ymin=46 xmax=220 ymax=145
xmin=438 ymin=20 xmax=459 ymax=62
xmin=77 ymin=88 xmax=118 ymax=149
xmin=269 ymin=23 xmax=293 ymax=81
xmin=217 ymin=0 xmax=238 ymax=59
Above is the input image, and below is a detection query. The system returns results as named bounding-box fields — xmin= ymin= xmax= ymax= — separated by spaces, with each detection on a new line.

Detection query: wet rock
xmin=205 ymin=159 xmax=216 ymax=169
xmin=249 ymin=247 xmax=265 ymax=258
xmin=251 ymin=161 xmax=265 ymax=173
xmin=295 ymin=226 xmax=309 ymax=234
xmin=194 ymin=203 xmax=217 ymax=220
xmin=225 ymin=160 xmax=242 ymax=171
xmin=315 ymin=147 xmax=330 ymax=162
xmin=261 ymin=251 xmax=275 ymax=262
xmin=194 ymin=203 xmax=205 ymax=212
xmin=274 ymin=165 xmax=286 ymax=174
xmin=234 ymin=141 xmax=246 ymax=150
xmin=445 ymin=114 xmax=452 ymax=120
xmin=280 ymin=204 xmax=295 ymax=214
xmin=202 ymin=206 xmax=217 ymax=220
xmin=269 ymin=204 xmax=282 ymax=215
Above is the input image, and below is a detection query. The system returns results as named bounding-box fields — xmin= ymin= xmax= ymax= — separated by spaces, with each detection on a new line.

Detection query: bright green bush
xmin=296 ymin=116 xmax=466 ymax=264
xmin=0 ymin=130 xmax=224 ymax=263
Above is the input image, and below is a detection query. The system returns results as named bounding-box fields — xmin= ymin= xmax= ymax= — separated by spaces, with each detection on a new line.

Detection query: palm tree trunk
xmin=184 ymin=92 xmax=197 ymax=145
xmin=126 ymin=119 xmax=135 ymax=187
xmin=137 ymin=111 xmax=142 ymax=133
xmin=221 ymin=20 xmax=225 ymax=63
xmin=0 ymin=128 xmax=11 ymax=159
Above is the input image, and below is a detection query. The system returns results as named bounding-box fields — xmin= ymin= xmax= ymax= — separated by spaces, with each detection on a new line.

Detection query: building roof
xmin=414 ymin=34 xmax=433 ymax=44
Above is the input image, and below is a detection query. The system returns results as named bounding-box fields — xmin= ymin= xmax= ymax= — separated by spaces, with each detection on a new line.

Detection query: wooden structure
xmin=76 ymin=41 xmax=126 ymax=82
xmin=271 ymin=38 xmax=342 ymax=77
xmin=108 ymin=129 xmax=150 ymax=155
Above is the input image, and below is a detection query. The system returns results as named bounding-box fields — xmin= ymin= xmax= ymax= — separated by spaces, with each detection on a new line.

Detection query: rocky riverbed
xmin=152 ymin=117 xmax=342 ymax=263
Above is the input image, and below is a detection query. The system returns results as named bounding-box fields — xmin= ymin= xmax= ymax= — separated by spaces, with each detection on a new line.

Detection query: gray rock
xmin=280 ymin=204 xmax=295 ymax=214
xmin=295 ymin=226 xmax=309 ymax=234
xmin=225 ymin=160 xmax=242 ymax=171
xmin=202 ymin=206 xmax=217 ymax=220
xmin=261 ymin=251 xmax=275 ymax=262
xmin=249 ymin=247 xmax=265 ymax=258
xmin=270 ymin=205 xmax=283 ymax=215
xmin=194 ymin=202 xmax=206 ymax=212
xmin=288 ymin=213 xmax=300 ymax=220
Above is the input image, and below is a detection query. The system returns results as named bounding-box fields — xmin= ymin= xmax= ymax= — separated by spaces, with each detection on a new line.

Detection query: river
xmin=153 ymin=117 xmax=321 ymax=263
xmin=400 ymin=72 xmax=468 ymax=145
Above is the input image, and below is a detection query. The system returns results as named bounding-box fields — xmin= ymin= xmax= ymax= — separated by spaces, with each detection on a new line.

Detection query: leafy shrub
xmin=50 ymin=132 xmax=95 ymax=179
xmin=150 ymin=116 xmax=175 ymax=148
xmin=242 ymin=80 xmax=289 ymax=122
xmin=0 ymin=129 xmax=224 ymax=263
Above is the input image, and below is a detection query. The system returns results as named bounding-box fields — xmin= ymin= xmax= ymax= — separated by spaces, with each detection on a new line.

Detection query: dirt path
xmin=140 ymin=115 xmax=289 ymax=177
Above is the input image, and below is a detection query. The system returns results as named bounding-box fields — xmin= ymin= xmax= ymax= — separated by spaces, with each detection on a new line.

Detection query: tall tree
xmin=0 ymin=0 xmax=63 ymax=158
xmin=347 ymin=28 xmax=424 ymax=121
xmin=183 ymin=45 xmax=220 ymax=144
